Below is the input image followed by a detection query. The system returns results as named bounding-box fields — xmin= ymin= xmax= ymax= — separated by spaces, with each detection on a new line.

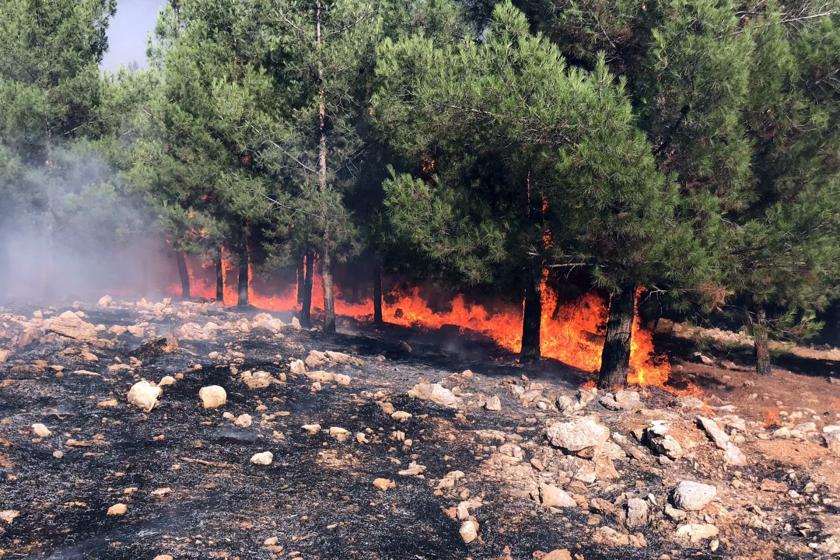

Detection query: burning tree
xmin=512 ymin=0 xmax=840 ymax=374
xmin=371 ymin=1 xmax=705 ymax=384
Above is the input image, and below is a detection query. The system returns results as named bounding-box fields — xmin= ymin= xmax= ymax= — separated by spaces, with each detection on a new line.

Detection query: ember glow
xmin=174 ymin=256 xmax=670 ymax=386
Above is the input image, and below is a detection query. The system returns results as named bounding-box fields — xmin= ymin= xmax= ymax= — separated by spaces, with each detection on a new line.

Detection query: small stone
xmin=665 ymin=504 xmax=686 ymax=521
xmin=127 ymin=380 xmax=162 ymax=412
xmin=697 ymin=416 xmax=729 ymax=450
xmin=302 ymin=424 xmax=321 ymax=435
xmin=158 ymin=375 xmax=176 ymax=387
xmin=153 ymin=556 xmax=174 ymax=560
xmin=407 ymin=382 xmax=461 ymax=408
xmin=672 ymin=481 xmax=717 ymax=511
xmin=724 ymin=442 xmax=748 ymax=466
xmin=107 ymin=503 xmax=128 ymax=516
xmin=543 ymin=550 xmax=572 ymax=560
xmin=398 ymin=462 xmax=426 ymax=476
xmin=592 ymin=526 xmax=630 ymax=547
xmin=625 ymin=497 xmax=649 ymax=529
xmin=373 ymin=478 xmax=395 ymax=491
xmin=759 ymin=478 xmax=787 ymax=493
xmin=539 ymin=484 xmax=577 ymax=508
xmin=31 ymin=423 xmax=51 ymax=438
xmin=459 ymin=519 xmax=479 ymax=544
xmin=98 ymin=399 xmax=118 ymax=408
xmin=198 ymin=385 xmax=227 ymax=409
xmin=329 ymin=427 xmax=350 ymax=442
xmin=250 ymin=451 xmax=274 ymax=466
xmin=676 ymin=523 xmax=719 ymax=543
xmin=0 ymin=510 xmax=20 ymax=524
xmin=484 ymin=395 xmax=502 ymax=411
xmin=391 ymin=411 xmax=412 ymax=422
xmin=289 ymin=359 xmax=306 ymax=374
xmin=52 ymin=450 xmax=64 ymax=459
xmin=545 ymin=415 xmax=610 ymax=452
xmin=234 ymin=414 xmax=253 ymax=428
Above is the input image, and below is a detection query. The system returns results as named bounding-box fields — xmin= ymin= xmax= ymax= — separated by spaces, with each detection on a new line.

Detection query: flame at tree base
xmin=174 ymin=256 xmax=670 ymax=387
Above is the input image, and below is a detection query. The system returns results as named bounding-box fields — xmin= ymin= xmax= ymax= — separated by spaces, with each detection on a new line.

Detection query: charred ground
xmin=0 ymin=299 xmax=838 ymax=559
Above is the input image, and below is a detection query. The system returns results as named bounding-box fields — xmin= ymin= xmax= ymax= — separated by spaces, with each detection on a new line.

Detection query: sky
xmin=100 ymin=0 xmax=166 ymax=72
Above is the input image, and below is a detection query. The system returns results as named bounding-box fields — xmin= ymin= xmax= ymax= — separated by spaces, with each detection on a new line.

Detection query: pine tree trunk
xmin=373 ymin=257 xmax=383 ymax=325
xmin=321 ymin=249 xmax=336 ymax=333
xmin=753 ymin=306 xmax=771 ymax=374
xmin=598 ymin=282 xmax=636 ymax=389
xmin=176 ymin=252 xmax=191 ymax=299
xmin=300 ymin=252 xmax=314 ymax=327
xmin=315 ymin=0 xmax=336 ymax=334
xmin=296 ymin=254 xmax=305 ymax=304
xmin=520 ymin=262 xmax=542 ymax=361
xmin=237 ymin=240 xmax=249 ymax=308
xmin=215 ymin=246 xmax=224 ymax=303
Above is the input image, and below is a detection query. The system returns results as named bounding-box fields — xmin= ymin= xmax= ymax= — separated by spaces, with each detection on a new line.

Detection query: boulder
xmin=545 ymin=415 xmax=610 ymax=452
xmin=672 ymin=481 xmax=717 ymax=511
xmin=198 ymin=385 xmax=227 ymax=409
xmin=127 ymin=381 xmax=162 ymax=413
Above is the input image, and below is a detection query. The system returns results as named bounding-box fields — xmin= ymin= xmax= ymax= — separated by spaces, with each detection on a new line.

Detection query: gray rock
xmin=545 ymin=415 xmax=610 ymax=452
xmin=625 ymin=498 xmax=649 ymax=529
xmin=697 ymin=416 xmax=729 ymax=450
xmin=672 ymin=481 xmax=717 ymax=511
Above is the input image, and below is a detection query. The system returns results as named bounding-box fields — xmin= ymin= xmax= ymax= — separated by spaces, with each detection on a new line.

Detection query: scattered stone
xmin=127 ymin=380 xmax=162 ymax=413
xmin=625 ymin=498 xmax=649 ymax=529
xmin=107 ymin=503 xmax=128 ymax=516
xmin=459 ymin=519 xmax=479 ymax=544
xmin=592 ymin=526 xmax=630 ymax=547
xmin=152 ymin=556 xmax=174 ymax=560
xmin=158 ymin=375 xmax=176 ymax=387
xmin=697 ymin=416 xmax=729 ymax=449
xmin=305 ymin=370 xmax=351 ymax=386
xmin=45 ymin=311 xmax=98 ymax=341
xmin=391 ymin=411 xmax=412 ymax=422
xmin=823 ymin=427 xmax=840 ymax=455
xmin=329 ymin=427 xmax=350 ymax=442
xmin=302 ymin=424 xmax=322 ymax=435
xmin=665 ymin=504 xmax=686 ymax=521
xmin=543 ymin=550 xmax=572 ymax=560
xmin=408 ymin=382 xmax=462 ymax=408
xmin=31 ymin=423 xmax=51 ymax=438
xmin=759 ymin=478 xmax=788 ymax=493
xmin=545 ymin=415 xmax=610 ymax=452
xmin=198 ymin=385 xmax=227 ymax=409
xmin=241 ymin=370 xmax=274 ymax=389
xmin=672 ymin=481 xmax=717 ymax=511
xmin=676 ymin=523 xmax=719 ymax=543
xmin=539 ymin=484 xmax=576 ymax=508
xmin=373 ymin=478 xmax=395 ymax=491
xmin=724 ymin=442 xmax=748 ymax=466
xmin=234 ymin=414 xmax=253 ymax=428
xmin=484 ymin=395 xmax=502 ymax=411
xmin=250 ymin=451 xmax=273 ymax=465
xmin=644 ymin=421 xmax=684 ymax=460
xmin=398 ymin=462 xmax=426 ymax=476
xmin=0 ymin=510 xmax=20 ymax=524
xmin=289 ymin=358 xmax=306 ymax=375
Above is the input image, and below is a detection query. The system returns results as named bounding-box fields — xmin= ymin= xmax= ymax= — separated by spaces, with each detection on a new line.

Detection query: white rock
xmin=676 ymin=523 xmax=719 ymax=543
xmin=127 ymin=381 xmax=162 ymax=413
xmin=484 ymin=395 xmax=502 ymax=411
xmin=625 ymin=497 xmax=649 ymax=528
xmin=250 ymin=451 xmax=273 ymax=465
xmin=545 ymin=415 xmax=610 ymax=451
xmin=407 ymin=382 xmax=462 ymax=408
xmin=31 ymin=423 xmax=51 ymax=438
xmin=198 ymin=385 xmax=227 ymax=409
xmin=289 ymin=359 xmax=306 ymax=375
xmin=234 ymin=414 xmax=253 ymax=428
xmin=697 ymin=416 xmax=729 ymax=449
xmin=672 ymin=481 xmax=717 ymax=511
xmin=459 ymin=519 xmax=479 ymax=544
xmin=158 ymin=375 xmax=176 ymax=387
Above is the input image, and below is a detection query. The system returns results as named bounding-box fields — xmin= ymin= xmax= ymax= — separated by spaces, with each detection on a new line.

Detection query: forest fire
xmin=175 ymin=256 xmax=670 ymax=387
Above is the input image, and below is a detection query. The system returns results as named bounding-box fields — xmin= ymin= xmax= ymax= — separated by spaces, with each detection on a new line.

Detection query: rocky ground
xmin=0 ymin=297 xmax=838 ymax=559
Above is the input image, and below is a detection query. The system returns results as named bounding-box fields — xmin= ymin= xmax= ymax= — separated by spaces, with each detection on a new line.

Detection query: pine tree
xmin=372 ymin=2 xmax=704 ymax=378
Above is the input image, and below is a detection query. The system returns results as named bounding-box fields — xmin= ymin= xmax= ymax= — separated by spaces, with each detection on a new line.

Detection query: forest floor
xmin=0 ymin=298 xmax=838 ymax=559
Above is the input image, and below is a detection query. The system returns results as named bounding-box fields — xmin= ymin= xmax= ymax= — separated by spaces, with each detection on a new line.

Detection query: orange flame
xmin=172 ymin=256 xmax=670 ymax=387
